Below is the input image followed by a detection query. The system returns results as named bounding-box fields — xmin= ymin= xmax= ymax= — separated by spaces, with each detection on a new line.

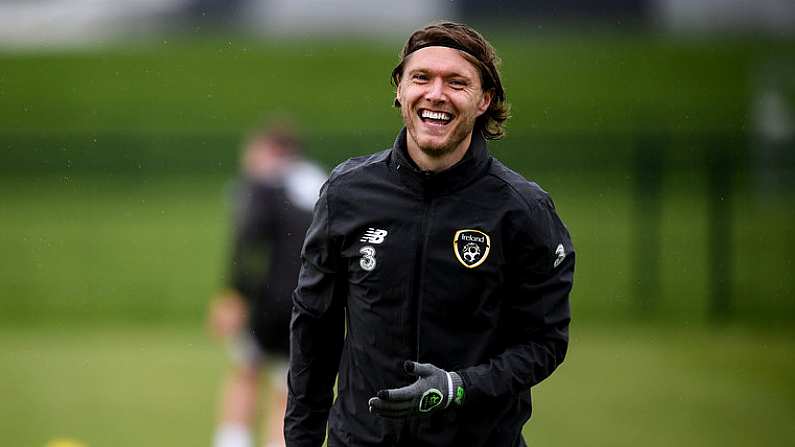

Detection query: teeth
xmin=421 ymin=110 xmax=451 ymax=121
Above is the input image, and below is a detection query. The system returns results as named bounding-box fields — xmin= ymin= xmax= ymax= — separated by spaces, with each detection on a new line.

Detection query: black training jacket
xmin=285 ymin=129 xmax=574 ymax=447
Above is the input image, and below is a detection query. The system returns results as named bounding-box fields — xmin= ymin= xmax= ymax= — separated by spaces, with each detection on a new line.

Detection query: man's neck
xmin=406 ymin=133 xmax=473 ymax=173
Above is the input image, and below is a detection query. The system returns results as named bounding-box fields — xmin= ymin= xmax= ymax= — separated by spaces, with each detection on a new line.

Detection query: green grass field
xmin=2 ymin=172 xmax=792 ymax=325
xmin=1 ymin=172 xmax=792 ymax=446
xmin=0 ymin=323 xmax=792 ymax=446
xmin=0 ymin=175 xmax=226 ymax=324
xmin=1 ymin=34 xmax=793 ymax=446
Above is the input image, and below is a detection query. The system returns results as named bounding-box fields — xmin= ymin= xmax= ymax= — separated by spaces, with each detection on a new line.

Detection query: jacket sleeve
xmin=458 ymin=195 xmax=574 ymax=402
xmin=284 ymin=181 xmax=346 ymax=447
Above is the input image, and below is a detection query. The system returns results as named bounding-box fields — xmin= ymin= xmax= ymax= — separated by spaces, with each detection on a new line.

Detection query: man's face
xmin=243 ymin=138 xmax=289 ymax=179
xmin=397 ymin=46 xmax=492 ymax=159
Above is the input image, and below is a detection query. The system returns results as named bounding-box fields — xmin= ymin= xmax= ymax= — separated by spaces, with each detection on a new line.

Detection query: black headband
xmin=407 ymin=40 xmax=479 ymax=59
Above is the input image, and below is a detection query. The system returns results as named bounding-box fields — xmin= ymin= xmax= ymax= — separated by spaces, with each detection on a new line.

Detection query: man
xmin=209 ymin=122 xmax=327 ymax=447
xmin=285 ymin=22 xmax=574 ymax=447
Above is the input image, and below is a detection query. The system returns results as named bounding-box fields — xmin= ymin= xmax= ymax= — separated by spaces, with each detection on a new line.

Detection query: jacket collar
xmin=389 ymin=127 xmax=492 ymax=197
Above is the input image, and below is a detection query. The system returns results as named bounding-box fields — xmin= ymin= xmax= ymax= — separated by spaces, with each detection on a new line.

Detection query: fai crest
xmin=453 ymin=229 xmax=491 ymax=269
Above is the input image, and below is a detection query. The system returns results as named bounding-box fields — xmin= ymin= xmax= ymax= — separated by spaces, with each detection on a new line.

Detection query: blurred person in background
xmin=209 ymin=121 xmax=327 ymax=447
xmin=285 ymin=22 xmax=574 ymax=447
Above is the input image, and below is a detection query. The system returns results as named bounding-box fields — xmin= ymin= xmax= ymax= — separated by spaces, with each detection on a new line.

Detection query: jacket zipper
xmin=413 ymin=193 xmax=433 ymax=361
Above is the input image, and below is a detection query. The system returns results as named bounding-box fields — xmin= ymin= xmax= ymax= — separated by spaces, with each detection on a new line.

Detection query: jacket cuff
xmin=450 ymin=371 xmax=465 ymax=407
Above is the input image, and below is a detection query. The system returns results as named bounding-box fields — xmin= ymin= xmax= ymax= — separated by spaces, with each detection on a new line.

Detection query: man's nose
xmin=424 ymin=78 xmax=446 ymax=102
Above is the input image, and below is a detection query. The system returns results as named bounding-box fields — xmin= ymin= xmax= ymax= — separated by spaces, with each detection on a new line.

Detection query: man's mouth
xmin=418 ymin=109 xmax=453 ymax=125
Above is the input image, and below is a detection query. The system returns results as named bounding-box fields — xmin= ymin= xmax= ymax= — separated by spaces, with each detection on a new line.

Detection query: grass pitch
xmin=0 ymin=323 xmax=792 ymax=446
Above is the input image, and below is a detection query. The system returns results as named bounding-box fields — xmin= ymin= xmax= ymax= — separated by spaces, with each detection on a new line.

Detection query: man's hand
xmin=368 ymin=361 xmax=465 ymax=418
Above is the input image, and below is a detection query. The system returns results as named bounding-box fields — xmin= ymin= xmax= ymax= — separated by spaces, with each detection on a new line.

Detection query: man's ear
xmin=477 ymin=90 xmax=493 ymax=116
xmin=394 ymin=83 xmax=402 ymax=108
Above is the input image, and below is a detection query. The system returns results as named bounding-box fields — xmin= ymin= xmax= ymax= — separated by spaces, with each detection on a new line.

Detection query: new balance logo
xmin=360 ymin=228 xmax=388 ymax=244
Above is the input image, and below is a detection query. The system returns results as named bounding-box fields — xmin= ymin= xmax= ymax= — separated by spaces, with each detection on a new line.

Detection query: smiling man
xmin=285 ymin=22 xmax=575 ymax=447
xmin=397 ymin=44 xmax=491 ymax=171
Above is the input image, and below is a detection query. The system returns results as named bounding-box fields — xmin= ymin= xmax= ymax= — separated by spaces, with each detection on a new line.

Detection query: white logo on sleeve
xmin=554 ymin=243 xmax=566 ymax=268
xmin=360 ymin=228 xmax=388 ymax=244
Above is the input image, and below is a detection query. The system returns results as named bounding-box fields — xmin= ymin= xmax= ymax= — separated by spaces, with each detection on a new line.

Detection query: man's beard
xmin=415 ymin=135 xmax=459 ymax=158
xmin=404 ymin=110 xmax=474 ymax=159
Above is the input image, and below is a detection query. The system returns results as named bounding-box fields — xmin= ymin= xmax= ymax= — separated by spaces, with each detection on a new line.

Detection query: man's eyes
xmin=449 ymin=79 xmax=467 ymax=88
xmin=410 ymin=74 xmax=468 ymax=88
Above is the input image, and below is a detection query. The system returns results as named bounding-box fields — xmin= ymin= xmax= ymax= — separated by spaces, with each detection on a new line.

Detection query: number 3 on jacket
xmin=359 ymin=246 xmax=377 ymax=271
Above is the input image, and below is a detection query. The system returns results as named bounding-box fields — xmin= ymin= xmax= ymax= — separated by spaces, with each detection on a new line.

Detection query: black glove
xmin=368 ymin=360 xmax=465 ymax=418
